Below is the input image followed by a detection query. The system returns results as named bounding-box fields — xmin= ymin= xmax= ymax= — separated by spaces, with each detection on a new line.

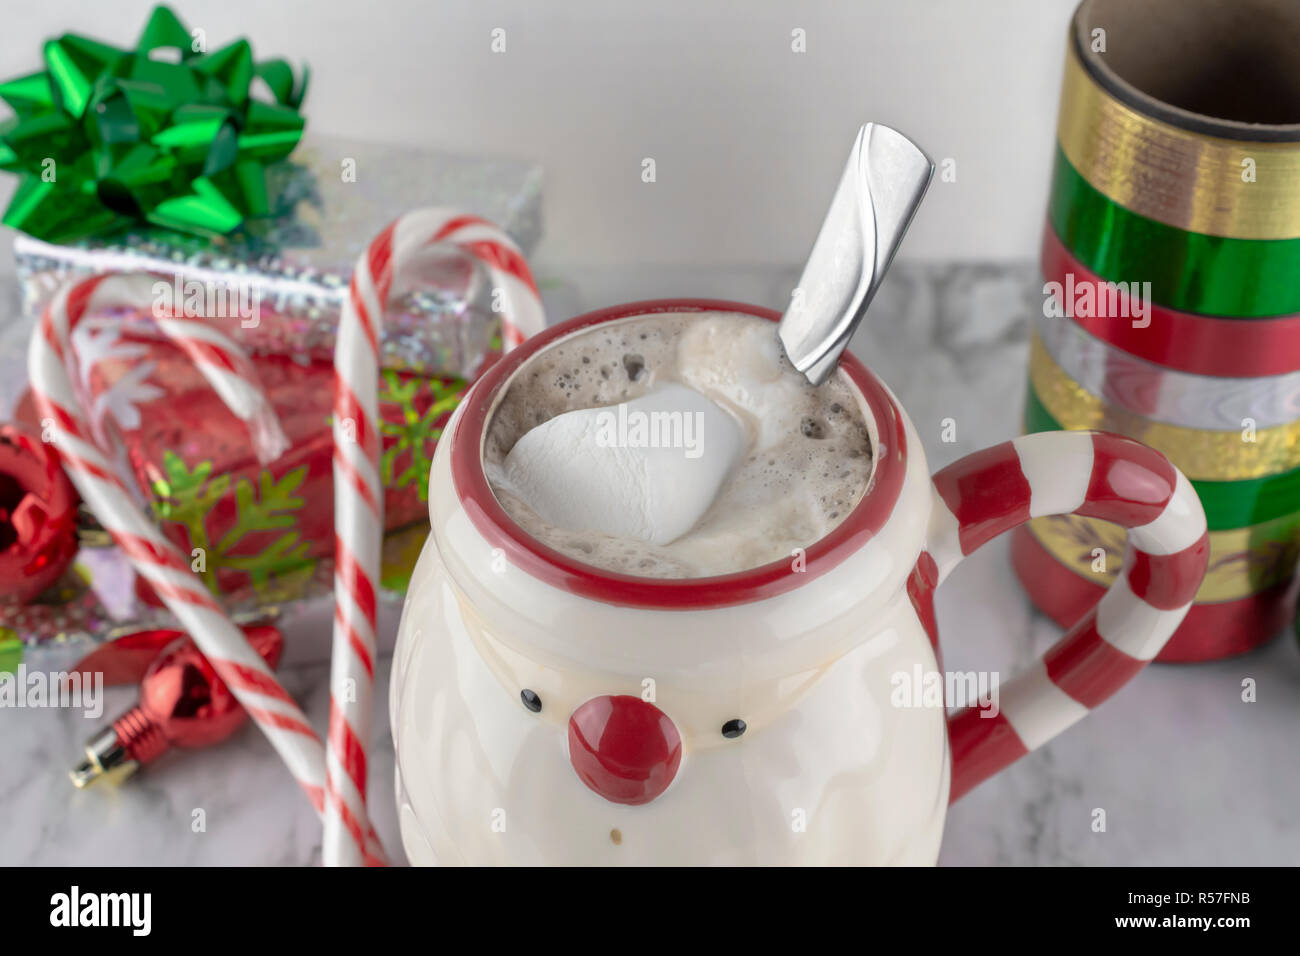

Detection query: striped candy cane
xmin=925 ymin=431 xmax=1209 ymax=802
xmin=29 ymin=274 xmax=389 ymax=865
xmin=326 ymin=210 xmax=543 ymax=864
xmin=59 ymin=273 xmax=289 ymax=463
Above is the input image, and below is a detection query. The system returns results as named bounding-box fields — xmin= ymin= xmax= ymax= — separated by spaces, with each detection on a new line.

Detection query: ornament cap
xmin=69 ymin=724 xmax=139 ymax=788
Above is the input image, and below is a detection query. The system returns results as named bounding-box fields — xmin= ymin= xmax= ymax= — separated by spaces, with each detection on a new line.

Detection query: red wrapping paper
xmin=76 ymin=331 xmax=486 ymax=607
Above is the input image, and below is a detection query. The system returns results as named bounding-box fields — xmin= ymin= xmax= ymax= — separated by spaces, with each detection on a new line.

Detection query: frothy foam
xmin=483 ymin=311 xmax=874 ymax=578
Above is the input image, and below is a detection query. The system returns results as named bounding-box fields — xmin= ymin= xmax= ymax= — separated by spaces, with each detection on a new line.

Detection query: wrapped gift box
xmin=0 ymin=7 xmax=545 ymax=681
xmin=1 ymin=133 xmax=544 ymax=678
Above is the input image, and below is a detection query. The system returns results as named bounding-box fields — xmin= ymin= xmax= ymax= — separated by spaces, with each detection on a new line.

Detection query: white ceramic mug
xmin=391 ymin=300 xmax=1208 ymax=865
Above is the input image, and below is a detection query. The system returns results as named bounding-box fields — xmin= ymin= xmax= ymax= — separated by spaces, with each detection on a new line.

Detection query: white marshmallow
xmin=502 ymin=383 xmax=745 ymax=546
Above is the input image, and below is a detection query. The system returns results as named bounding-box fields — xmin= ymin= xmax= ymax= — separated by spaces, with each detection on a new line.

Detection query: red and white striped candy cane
xmin=29 ymin=274 xmax=388 ymax=865
xmin=61 ymin=273 xmax=289 ymax=463
xmin=326 ymin=210 xmax=543 ymax=865
xmin=926 ymin=430 xmax=1209 ymax=802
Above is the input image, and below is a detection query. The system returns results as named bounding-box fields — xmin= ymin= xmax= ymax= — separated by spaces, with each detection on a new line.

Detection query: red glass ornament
xmin=70 ymin=624 xmax=284 ymax=786
xmin=0 ymin=423 xmax=78 ymax=604
xmin=568 ymin=695 xmax=682 ymax=806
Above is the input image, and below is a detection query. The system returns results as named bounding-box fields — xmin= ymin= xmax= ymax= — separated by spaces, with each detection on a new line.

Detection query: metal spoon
xmin=778 ymin=123 xmax=934 ymax=385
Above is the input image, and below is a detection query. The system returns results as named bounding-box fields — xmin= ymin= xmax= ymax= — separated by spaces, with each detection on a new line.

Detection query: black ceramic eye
xmin=721 ymin=718 xmax=746 ymax=739
xmin=520 ymin=689 xmax=542 ymax=713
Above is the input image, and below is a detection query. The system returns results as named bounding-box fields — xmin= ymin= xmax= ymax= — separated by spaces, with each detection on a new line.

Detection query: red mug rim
xmin=448 ymin=299 xmax=908 ymax=609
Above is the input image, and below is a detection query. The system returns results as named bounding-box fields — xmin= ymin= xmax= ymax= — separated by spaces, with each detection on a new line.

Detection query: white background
xmin=0 ymin=0 xmax=1079 ymax=268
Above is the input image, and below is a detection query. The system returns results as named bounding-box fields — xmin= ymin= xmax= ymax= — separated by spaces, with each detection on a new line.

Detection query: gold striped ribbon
xmin=1057 ymin=45 xmax=1300 ymax=240
xmin=1027 ymin=511 xmax=1300 ymax=603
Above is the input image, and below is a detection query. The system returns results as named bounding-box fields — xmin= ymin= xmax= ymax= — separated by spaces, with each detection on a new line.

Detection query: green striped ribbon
xmin=1025 ymin=383 xmax=1300 ymax=531
xmin=1048 ymin=145 xmax=1300 ymax=318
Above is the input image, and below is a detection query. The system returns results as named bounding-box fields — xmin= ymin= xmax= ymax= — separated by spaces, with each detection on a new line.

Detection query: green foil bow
xmin=0 ymin=5 xmax=308 ymax=242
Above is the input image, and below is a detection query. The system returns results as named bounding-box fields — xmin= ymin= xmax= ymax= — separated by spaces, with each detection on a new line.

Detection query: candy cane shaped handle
xmin=927 ymin=431 xmax=1209 ymax=803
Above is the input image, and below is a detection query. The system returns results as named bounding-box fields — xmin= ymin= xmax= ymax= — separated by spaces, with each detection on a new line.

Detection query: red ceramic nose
xmin=568 ymin=695 xmax=682 ymax=805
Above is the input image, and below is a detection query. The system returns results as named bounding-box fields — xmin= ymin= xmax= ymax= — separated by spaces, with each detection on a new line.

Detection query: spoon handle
xmin=779 ymin=123 xmax=933 ymax=385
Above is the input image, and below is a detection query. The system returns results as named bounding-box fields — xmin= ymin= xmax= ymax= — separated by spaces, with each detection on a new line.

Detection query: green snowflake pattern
xmin=377 ymin=371 xmax=467 ymax=501
xmin=150 ymin=451 xmax=316 ymax=598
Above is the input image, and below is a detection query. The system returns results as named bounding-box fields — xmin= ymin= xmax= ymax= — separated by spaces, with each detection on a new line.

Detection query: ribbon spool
xmin=1021 ymin=0 xmax=1300 ymax=661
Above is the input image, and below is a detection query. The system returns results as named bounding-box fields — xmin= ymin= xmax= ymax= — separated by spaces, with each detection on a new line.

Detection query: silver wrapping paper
xmin=1035 ymin=311 xmax=1300 ymax=430
xmin=12 ymin=134 xmax=544 ymax=377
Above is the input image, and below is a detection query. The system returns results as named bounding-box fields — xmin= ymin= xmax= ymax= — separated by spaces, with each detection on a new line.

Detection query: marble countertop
xmin=2 ymin=259 xmax=1298 ymax=866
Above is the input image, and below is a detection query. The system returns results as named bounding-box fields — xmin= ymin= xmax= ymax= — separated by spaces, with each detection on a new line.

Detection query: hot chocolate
xmin=483 ymin=311 xmax=873 ymax=577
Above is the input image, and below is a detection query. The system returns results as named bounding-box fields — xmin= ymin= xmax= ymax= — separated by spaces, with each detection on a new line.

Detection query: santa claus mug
xmin=391 ymin=299 xmax=1209 ymax=865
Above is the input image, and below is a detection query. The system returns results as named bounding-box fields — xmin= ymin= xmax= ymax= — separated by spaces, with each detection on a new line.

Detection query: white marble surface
xmin=2 ymin=261 xmax=1299 ymax=866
